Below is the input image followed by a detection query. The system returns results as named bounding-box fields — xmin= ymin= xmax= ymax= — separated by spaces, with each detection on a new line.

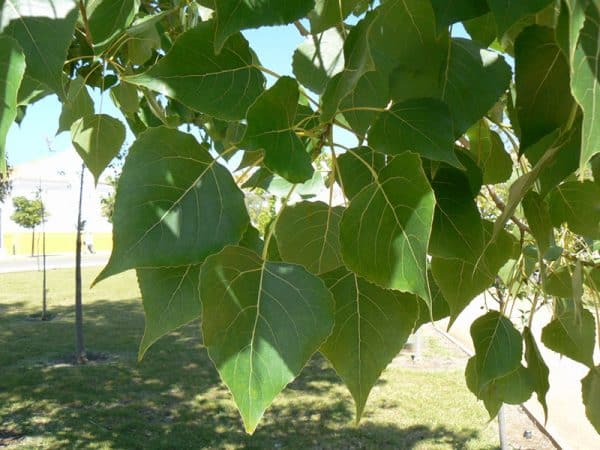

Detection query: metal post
xmin=498 ymin=404 xmax=509 ymax=450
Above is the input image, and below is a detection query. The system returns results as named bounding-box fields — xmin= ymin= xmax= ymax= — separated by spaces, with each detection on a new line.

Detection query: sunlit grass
xmin=0 ymin=268 xmax=501 ymax=449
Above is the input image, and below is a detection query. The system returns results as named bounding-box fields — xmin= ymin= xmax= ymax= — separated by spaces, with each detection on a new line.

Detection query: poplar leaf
xmin=125 ymin=21 xmax=265 ymax=121
xmin=0 ymin=35 xmax=25 ymax=174
xmin=339 ymin=153 xmax=435 ymax=303
xmin=275 ymin=201 xmax=344 ymax=275
xmin=320 ymin=267 xmax=419 ymax=421
xmin=96 ymin=127 xmax=249 ymax=282
xmin=70 ymin=114 xmax=126 ymax=184
xmin=200 ymin=245 xmax=334 ymax=433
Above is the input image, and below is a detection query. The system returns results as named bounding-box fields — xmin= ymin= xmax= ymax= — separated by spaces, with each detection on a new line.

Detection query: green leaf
xmin=200 ymin=245 xmax=334 ymax=434
xmin=591 ymin=154 xmax=600 ymax=185
xmin=493 ymin=130 xmax=566 ymax=237
xmin=522 ymin=191 xmax=554 ymax=255
xmin=585 ymin=266 xmax=600 ymax=291
xmin=470 ymin=310 xmax=523 ymax=389
xmin=242 ymin=77 xmax=313 ymax=183
xmin=110 ymin=81 xmax=139 ymax=115
xmin=432 ymin=222 xmax=517 ymax=320
xmin=441 ymin=38 xmax=512 ymax=137
xmin=564 ymin=0 xmax=588 ymax=64
xmin=1 ymin=0 xmax=78 ymax=96
xmin=466 ymin=357 xmax=534 ymax=417
xmin=124 ymin=21 xmax=265 ymax=121
xmin=463 ymin=12 xmax=497 ymax=47
xmin=414 ymin=271 xmax=451 ymax=328
xmin=96 ymin=127 xmax=249 ymax=282
xmin=549 ymin=180 xmax=600 ymax=239
xmin=70 ymin=114 xmax=126 ymax=184
xmin=136 ymin=265 xmax=201 ymax=360
xmin=514 ymin=25 xmax=575 ymax=149
xmin=0 ymin=35 xmax=26 ymax=174
xmin=571 ymin=4 xmax=600 ymax=171
xmin=487 ymin=0 xmax=555 ymax=36
xmin=467 ymin=120 xmax=512 ymax=185
xmin=582 ymin=366 xmax=600 ymax=434
xmin=239 ymin=225 xmax=265 ymax=255
xmin=320 ymin=266 xmax=419 ymax=420
xmin=17 ymin=73 xmax=50 ymax=105
xmin=86 ymin=0 xmax=140 ymax=52
xmin=368 ymin=98 xmax=461 ymax=167
xmin=308 ymin=0 xmax=362 ymax=33
xmin=543 ymin=266 xmax=574 ymax=298
xmin=336 ymin=146 xmax=385 ymax=200
xmin=339 ymin=153 xmax=435 ymax=302
xmin=58 ymin=76 xmax=94 ymax=133
xmin=339 ymin=71 xmax=388 ymax=138
xmin=430 ymin=0 xmax=489 ymax=32
xmin=524 ymin=120 xmax=582 ymax=197
xmin=429 ymin=166 xmax=486 ymax=261
xmin=213 ymin=0 xmax=314 ymax=53
xmin=371 ymin=0 xmax=445 ymax=81
xmin=275 ymin=201 xmax=344 ymax=275
xmin=320 ymin=11 xmax=375 ymax=122
xmin=126 ymin=12 xmax=163 ymax=65
xmin=541 ymin=305 xmax=596 ymax=368
xmin=523 ymin=326 xmax=550 ymax=421
xmin=292 ymin=28 xmax=344 ymax=95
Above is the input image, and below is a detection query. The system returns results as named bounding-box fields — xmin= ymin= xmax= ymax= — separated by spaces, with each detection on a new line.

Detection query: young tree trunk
xmin=75 ymin=164 xmax=87 ymax=364
xmin=31 ymin=227 xmax=35 ymax=256
xmin=41 ymin=214 xmax=47 ymax=321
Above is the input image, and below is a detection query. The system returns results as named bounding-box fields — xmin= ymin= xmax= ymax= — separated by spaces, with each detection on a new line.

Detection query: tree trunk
xmin=75 ymin=164 xmax=87 ymax=364
xmin=31 ymin=227 xmax=35 ymax=256
xmin=41 ymin=206 xmax=47 ymax=321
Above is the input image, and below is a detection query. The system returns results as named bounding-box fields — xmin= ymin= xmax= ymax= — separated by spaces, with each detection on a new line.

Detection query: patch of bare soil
xmin=504 ymin=405 xmax=558 ymax=450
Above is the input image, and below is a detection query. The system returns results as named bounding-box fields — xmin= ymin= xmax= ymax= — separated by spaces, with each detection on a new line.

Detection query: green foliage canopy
xmin=1 ymin=0 xmax=599 ymax=436
xmin=10 ymin=195 xmax=46 ymax=230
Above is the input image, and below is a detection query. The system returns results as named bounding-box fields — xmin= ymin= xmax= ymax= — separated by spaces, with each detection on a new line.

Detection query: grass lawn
xmin=0 ymin=267 xmax=507 ymax=449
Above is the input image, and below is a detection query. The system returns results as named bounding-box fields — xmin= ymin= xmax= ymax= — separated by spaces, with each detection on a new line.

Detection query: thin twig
xmin=294 ymin=20 xmax=310 ymax=37
xmin=486 ymin=185 xmax=529 ymax=234
xmin=78 ymin=0 xmax=94 ymax=47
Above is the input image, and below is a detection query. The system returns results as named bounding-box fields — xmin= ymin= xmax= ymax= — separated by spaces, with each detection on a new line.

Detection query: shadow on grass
xmin=1 ymin=299 xmax=487 ymax=449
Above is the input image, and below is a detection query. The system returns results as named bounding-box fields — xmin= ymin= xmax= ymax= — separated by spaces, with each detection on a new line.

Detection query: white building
xmin=0 ymin=149 xmax=113 ymax=256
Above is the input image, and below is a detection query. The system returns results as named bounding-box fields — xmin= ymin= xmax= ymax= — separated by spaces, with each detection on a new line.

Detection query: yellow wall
xmin=2 ymin=232 xmax=112 ymax=255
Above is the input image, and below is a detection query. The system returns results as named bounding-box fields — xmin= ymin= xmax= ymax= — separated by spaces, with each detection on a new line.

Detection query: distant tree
xmin=11 ymin=195 xmax=47 ymax=256
xmin=100 ymin=175 xmax=118 ymax=223
xmin=0 ymin=165 xmax=12 ymax=203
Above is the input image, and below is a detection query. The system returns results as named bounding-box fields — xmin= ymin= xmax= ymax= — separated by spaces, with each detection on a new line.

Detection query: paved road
xmin=0 ymin=252 xmax=109 ymax=273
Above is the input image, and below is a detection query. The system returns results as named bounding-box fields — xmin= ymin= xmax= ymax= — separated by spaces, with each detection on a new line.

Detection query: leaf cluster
xmin=1 ymin=0 xmax=599 ymax=435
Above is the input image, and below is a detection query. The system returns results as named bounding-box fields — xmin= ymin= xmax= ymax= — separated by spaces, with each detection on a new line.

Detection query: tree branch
xmin=486 ymin=185 xmax=600 ymax=268
xmin=78 ymin=0 xmax=94 ymax=47
xmin=294 ymin=20 xmax=310 ymax=37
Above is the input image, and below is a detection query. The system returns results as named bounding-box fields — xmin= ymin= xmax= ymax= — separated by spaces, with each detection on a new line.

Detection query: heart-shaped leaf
xmin=125 ymin=21 xmax=265 ymax=121
xmin=275 ymin=201 xmax=344 ymax=275
xmin=96 ymin=127 xmax=249 ymax=282
xmin=200 ymin=245 xmax=334 ymax=433
xmin=320 ymin=266 xmax=419 ymax=420
xmin=340 ymin=152 xmax=435 ymax=303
